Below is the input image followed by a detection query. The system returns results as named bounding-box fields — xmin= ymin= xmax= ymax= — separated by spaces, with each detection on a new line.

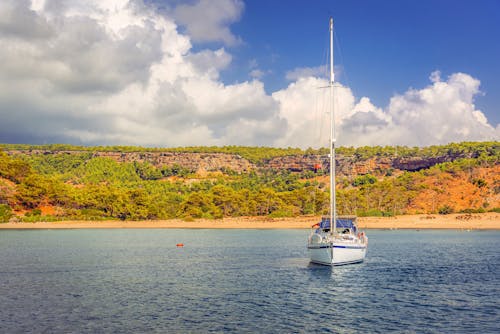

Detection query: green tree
xmin=177 ymin=192 xmax=220 ymax=219
xmin=134 ymin=162 xmax=162 ymax=180
xmin=252 ymin=188 xmax=283 ymax=216
xmin=0 ymin=204 xmax=13 ymax=222
xmin=0 ymin=151 xmax=32 ymax=183
xmin=15 ymin=174 xmax=49 ymax=208
xmin=210 ymin=184 xmax=240 ymax=216
xmin=352 ymin=174 xmax=377 ymax=187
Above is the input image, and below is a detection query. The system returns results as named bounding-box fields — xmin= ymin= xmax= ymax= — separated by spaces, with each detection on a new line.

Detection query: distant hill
xmin=0 ymin=141 xmax=498 ymax=222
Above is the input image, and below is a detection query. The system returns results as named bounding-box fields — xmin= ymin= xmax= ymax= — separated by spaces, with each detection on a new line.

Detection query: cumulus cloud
xmin=273 ymin=77 xmax=350 ymax=148
xmin=285 ymin=66 xmax=327 ymax=82
xmin=172 ymin=0 xmax=243 ymax=46
xmin=0 ymin=0 xmax=497 ymax=149
xmin=378 ymin=71 xmax=499 ymax=145
xmin=0 ymin=0 xmax=284 ymax=147
xmin=273 ymin=71 xmax=499 ymax=148
xmin=185 ymin=48 xmax=232 ymax=80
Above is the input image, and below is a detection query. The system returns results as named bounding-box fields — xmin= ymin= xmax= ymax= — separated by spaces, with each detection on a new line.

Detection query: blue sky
xmin=216 ymin=0 xmax=500 ymax=124
xmin=0 ymin=0 xmax=498 ymax=147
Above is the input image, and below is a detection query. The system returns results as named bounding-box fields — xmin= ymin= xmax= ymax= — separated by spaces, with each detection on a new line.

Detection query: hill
xmin=0 ymin=141 xmax=498 ymax=222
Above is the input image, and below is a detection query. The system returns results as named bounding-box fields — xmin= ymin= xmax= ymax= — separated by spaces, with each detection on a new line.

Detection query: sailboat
xmin=307 ymin=18 xmax=368 ymax=266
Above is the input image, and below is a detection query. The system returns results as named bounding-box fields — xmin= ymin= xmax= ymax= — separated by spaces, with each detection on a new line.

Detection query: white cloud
xmin=285 ymin=66 xmax=327 ymax=81
xmin=249 ymin=69 xmax=264 ymax=79
xmin=248 ymin=58 xmax=268 ymax=79
xmin=173 ymin=0 xmax=243 ymax=46
xmin=0 ymin=0 xmax=497 ymax=149
xmin=380 ymin=72 xmax=499 ymax=145
xmin=0 ymin=0 xmax=285 ymax=147
xmin=272 ymin=71 xmax=499 ymax=147
xmin=186 ymin=48 xmax=232 ymax=80
xmin=429 ymin=70 xmax=441 ymax=83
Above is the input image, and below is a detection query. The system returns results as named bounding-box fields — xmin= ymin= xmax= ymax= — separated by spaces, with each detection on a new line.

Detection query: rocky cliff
xmin=6 ymin=150 xmax=253 ymax=174
xmin=6 ymin=149 xmax=472 ymax=176
xmin=266 ymin=153 xmax=468 ymax=175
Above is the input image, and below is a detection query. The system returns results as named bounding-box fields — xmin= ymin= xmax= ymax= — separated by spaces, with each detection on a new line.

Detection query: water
xmin=0 ymin=229 xmax=498 ymax=333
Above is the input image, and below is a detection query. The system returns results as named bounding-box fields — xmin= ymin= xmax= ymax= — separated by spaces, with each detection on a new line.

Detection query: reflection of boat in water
xmin=307 ymin=18 xmax=368 ymax=266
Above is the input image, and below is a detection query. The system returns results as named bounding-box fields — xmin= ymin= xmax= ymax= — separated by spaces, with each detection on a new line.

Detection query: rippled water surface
xmin=0 ymin=229 xmax=498 ymax=333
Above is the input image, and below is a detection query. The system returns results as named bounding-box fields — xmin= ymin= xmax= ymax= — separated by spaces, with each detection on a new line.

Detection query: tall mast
xmin=329 ymin=17 xmax=337 ymax=237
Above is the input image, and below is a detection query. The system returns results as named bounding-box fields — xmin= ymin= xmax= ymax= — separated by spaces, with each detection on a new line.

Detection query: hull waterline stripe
xmin=310 ymin=259 xmax=364 ymax=266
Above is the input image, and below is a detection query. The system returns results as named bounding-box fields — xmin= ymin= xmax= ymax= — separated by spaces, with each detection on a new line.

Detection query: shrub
xmin=0 ymin=204 xmax=13 ymax=223
xmin=438 ymin=205 xmax=454 ymax=215
xmin=352 ymin=174 xmax=377 ymax=187
xmin=471 ymin=178 xmax=487 ymax=188
xmin=357 ymin=209 xmax=383 ymax=217
xmin=25 ymin=208 xmax=42 ymax=217
xmin=460 ymin=208 xmax=485 ymax=214
xmin=268 ymin=207 xmax=295 ymax=218
xmin=22 ymin=214 xmax=61 ymax=222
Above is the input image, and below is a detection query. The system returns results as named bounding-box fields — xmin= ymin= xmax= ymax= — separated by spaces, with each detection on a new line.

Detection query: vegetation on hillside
xmin=0 ymin=141 xmax=498 ymax=222
xmin=1 ymin=141 xmax=497 ymax=164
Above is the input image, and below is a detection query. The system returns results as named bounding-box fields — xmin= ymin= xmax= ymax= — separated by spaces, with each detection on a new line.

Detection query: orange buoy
xmin=176 ymin=243 xmax=184 ymax=247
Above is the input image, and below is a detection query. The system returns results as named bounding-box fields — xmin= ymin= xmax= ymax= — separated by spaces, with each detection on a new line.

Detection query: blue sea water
xmin=0 ymin=229 xmax=498 ymax=333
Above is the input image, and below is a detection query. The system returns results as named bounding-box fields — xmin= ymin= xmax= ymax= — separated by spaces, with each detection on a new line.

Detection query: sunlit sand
xmin=1 ymin=213 xmax=498 ymax=230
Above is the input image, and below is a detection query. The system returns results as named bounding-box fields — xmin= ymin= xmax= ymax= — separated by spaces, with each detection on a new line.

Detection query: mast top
xmin=329 ymin=17 xmax=335 ymax=84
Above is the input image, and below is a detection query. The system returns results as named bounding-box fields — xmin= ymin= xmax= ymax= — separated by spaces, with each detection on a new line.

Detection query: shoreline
xmin=0 ymin=213 xmax=498 ymax=230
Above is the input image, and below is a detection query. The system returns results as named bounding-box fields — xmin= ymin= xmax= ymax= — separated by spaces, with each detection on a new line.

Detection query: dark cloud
xmin=342 ymin=111 xmax=389 ymax=133
xmin=0 ymin=1 xmax=54 ymax=39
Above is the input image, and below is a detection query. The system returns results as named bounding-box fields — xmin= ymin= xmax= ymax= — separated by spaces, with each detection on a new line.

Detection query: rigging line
xmin=318 ymin=86 xmax=329 ymax=149
xmin=313 ymin=79 xmax=321 ymax=148
xmin=315 ymin=31 xmax=330 ymax=148
xmin=334 ymin=29 xmax=350 ymax=89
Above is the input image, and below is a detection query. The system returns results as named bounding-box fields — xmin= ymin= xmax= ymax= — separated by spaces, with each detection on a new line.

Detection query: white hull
xmin=308 ymin=240 xmax=367 ymax=266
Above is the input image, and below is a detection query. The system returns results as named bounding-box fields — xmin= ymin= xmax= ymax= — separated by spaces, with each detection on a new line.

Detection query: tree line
xmin=2 ymin=141 xmax=497 ymax=164
xmin=0 ymin=141 xmax=498 ymax=222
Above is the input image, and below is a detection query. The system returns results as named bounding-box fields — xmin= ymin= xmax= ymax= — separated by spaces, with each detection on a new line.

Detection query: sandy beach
xmin=0 ymin=213 xmax=498 ymax=230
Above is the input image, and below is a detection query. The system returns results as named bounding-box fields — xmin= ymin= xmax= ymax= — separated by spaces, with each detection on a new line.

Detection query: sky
xmin=0 ymin=0 xmax=498 ymax=148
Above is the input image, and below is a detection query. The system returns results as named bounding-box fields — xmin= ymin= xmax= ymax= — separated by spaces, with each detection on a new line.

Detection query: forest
xmin=0 ymin=141 xmax=498 ymax=222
